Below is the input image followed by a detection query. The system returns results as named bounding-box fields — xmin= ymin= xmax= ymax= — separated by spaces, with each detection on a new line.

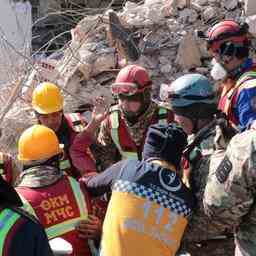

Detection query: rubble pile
xmin=56 ymin=0 xmax=245 ymax=101
xmin=1 ymin=0 xmax=256 ymax=154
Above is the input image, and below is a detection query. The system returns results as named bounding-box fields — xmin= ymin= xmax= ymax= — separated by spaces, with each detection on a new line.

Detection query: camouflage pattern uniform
xmin=180 ymin=124 xmax=235 ymax=256
xmin=96 ymin=101 xmax=160 ymax=170
xmin=204 ymin=129 xmax=256 ymax=256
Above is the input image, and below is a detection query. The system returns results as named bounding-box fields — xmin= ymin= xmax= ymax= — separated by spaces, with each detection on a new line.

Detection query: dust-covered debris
xmin=0 ymin=0 xmax=254 ymax=155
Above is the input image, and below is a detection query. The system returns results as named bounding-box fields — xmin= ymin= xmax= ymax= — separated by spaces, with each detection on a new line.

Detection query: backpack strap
xmin=223 ymin=71 xmax=256 ymax=121
xmin=64 ymin=113 xmax=86 ymax=133
xmin=157 ymin=107 xmax=168 ymax=125
xmin=109 ymin=106 xmax=138 ymax=159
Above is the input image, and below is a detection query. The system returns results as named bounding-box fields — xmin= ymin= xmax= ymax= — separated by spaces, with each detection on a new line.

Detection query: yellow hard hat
xmin=18 ymin=124 xmax=62 ymax=162
xmin=32 ymin=82 xmax=64 ymax=114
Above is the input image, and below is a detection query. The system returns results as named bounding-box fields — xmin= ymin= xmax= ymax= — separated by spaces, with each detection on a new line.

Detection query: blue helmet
xmin=169 ymin=74 xmax=217 ymax=118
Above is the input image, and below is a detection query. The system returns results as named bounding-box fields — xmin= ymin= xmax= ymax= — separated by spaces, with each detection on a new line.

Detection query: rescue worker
xmin=70 ymin=64 xmax=174 ymax=171
xmin=207 ymin=19 xmax=256 ymax=130
xmin=32 ymin=82 xmax=97 ymax=178
xmin=0 ymin=174 xmax=53 ymax=256
xmin=15 ymin=124 xmax=101 ymax=256
xmin=204 ymin=129 xmax=256 ymax=256
xmin=167 ymin=73 xmax=235 ymax=255
xmin=81 ymin=123 xmax=195 ymax=256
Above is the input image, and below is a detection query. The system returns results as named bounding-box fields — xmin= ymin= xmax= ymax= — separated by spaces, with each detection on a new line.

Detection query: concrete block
xmin=245 ymin=0 xmax=256 ymax=16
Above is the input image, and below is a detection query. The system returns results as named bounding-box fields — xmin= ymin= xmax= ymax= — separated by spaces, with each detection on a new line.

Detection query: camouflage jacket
xmin=96 ymin=101 xmax=161 ymax=170
xmin=204 ymin=129 xmax=256 ymax=256
xmin=182 ymin=123 xmax=232 ymax=243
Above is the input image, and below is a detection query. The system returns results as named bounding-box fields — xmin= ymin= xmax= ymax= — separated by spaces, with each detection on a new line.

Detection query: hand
xmin=76 ymin=215 xmax=102 ymax=240
xmin=91 ymin=96 xmax=108 ymax=124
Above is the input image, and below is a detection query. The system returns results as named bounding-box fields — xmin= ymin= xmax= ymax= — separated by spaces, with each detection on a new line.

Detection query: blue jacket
xmin=228 ymin=58 xmax=256 ymax=130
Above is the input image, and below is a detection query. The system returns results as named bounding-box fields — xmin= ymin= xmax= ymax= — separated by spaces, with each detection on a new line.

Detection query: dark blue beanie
xmin=142 ymin=123 xmax=188 ymax=167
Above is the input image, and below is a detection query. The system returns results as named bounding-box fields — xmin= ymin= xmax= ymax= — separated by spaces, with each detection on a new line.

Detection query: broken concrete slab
xmin=175 ymin=32 xmax=202 ymax=69
xmin=244 ymin=0 xmax=256 ymax=16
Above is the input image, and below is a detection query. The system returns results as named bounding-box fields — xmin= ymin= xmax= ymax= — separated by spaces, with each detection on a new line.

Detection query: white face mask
xmin=210 ymin=58 xmax=228 ymax=81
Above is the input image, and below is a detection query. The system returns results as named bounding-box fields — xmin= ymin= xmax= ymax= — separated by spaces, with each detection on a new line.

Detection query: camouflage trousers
xmin=178 ymin=237 xmax=235 ymax=256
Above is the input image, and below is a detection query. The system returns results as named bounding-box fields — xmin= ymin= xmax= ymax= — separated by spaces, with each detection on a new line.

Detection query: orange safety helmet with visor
xmin=111 ymin=65 xmax=152 ymax=97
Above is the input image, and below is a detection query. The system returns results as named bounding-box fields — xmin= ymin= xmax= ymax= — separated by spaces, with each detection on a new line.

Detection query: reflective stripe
xmin=0 ymin=209 xmax=20 ymax=255
xmin=17 ymin=177 xmax=88 ymax=239
xmin=158 ymin=107 xmax=168 ymax=125
xmin=67 ymin=113 xmax=85 ymax=133
xmin=68 ymin=176 xmax=88 ymax=219
xmin=110 ymin=107 xmax=168 ymax=160
xmin=224 ymin=71 xmax=256 ymax=115
xmin=46 ymin=216 xmax=84 ymax=239
xmin=110 ymin=110 xmax=138 ymax=160
xmin=59 ymin=159 xmax=71 ymax=170
xmin=237 ymin=78 xmax=256 ymax=89
xmin=236 ymin=71 xmax=256 ymax=86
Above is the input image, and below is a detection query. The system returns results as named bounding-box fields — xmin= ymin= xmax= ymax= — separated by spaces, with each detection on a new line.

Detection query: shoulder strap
xmin=59 ymin=158 xmax=71 ymax=171
xmin=0 ymin=208 xmax=20 ymax=255
xmin=67 ymin=176 xmax=88 ymax=219
xmin=64 ymin=113 xmax=86 ymax=133
xmin=222 ymin=71 xmax=256 ymax=120
xmin=109 ymin=104 xmax=119 ymax=113
xmin=109 ymin=109 xmax=120 ymax=130
xmin=157 ymin=107 xmax=168 ymax=125
xmin=109 ymin=110 xmax=138 ymax=159
xmin=109 ymin=106 xmax=120 ymax=145
xmin=235 ymin=71 xmax=256 ymax=88
xmin=109 ymin=105 xmax=120 ymax=129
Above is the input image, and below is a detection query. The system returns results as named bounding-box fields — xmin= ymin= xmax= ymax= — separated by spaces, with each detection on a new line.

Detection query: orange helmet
xmin=207 ymin=20 xmax=249 ymax=52
xmin=111 ymin=65 xmax=152 ymax=96
xmin=32 ymin=82 xmax=64 ymax=114
xmin=18 ymin=124 xmax=62 ymax=162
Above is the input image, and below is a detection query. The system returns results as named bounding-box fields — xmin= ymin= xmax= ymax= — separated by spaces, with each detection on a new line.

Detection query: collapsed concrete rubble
xmin=1 ymin=0 xmax=256 ymax=155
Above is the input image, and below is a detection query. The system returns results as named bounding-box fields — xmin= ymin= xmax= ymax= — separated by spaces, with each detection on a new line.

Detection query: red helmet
xmin=207 ymin=20 xmax=249 ymax=52
xmin=111 ymin=65 xmax=152 ymax=96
